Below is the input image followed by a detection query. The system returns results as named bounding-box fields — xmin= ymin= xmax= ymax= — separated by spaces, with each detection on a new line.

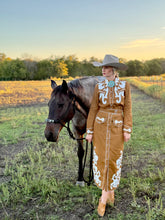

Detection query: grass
xmin=0 ymin=105 xmax=48 ymax=144
xmin=125 ymin=75 xmax=165 ymax=103
xmin=0 ymin=86 xmax=165 ymax=219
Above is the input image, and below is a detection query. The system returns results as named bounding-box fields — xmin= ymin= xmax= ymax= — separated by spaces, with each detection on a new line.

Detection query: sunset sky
xmin=1 ymin=0 xmax=165 ymax=61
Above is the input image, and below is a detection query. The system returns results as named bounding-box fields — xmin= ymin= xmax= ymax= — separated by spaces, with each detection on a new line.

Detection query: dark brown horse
xmin=44 ymin=76 xmax=104 ymax=185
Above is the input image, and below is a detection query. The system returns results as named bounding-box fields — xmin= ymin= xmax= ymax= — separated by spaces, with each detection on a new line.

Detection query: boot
xmin=97 ymin=198 xmax=106 ymax=217
xmin=107 ymin=190 xmax=114 ymax=206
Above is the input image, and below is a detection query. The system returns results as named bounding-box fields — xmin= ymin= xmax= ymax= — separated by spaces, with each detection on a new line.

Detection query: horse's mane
xmin=68 ymin=76 xmax=104 ymax=90
xmin=51 ymin=77 xmax=95 ymax=96
xmin=69 ymin=76 xmax=94 ymax=88
xmin=69 ymin=78 xmax=83 ymax=90
xmin=68 ymin=76 xmax=105 ymax=108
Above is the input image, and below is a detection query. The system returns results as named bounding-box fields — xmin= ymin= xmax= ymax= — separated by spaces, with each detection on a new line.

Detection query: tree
xmin=0 ymin=53 xmax=6 ymax=62
xmin=144 ymin=59 xmax=162 ymax=76
xmin=0 ymin=59 xmax=27 ymax=80
xmin=157 ymin=58 xmax=165 ymax=73
xmin=36 ymin=60 xmax=54 ymax=80
xmin=1 ymin=54 xmax=165 ymax=80
xmin=125 ymin=60 xmax=145 ymax=76
xmin=55 ymin=60 xmax=68 ymax=77
xmin=89 ymin=56 xmax=102 ymax=63
xmin=24 ymin=60 xmax=38 ymax=79
xmin=64 ymin=55 xmax=80 ymax=77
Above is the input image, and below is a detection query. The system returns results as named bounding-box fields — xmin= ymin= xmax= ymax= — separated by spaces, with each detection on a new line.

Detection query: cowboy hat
xmin=93 ymin=54 xmax=127 ymax=70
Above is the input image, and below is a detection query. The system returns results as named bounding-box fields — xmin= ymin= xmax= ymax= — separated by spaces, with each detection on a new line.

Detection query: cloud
xmin=121 ymin=38 xmax=165 ymax=48
xmin=161 ymin=27 xmax=165 ymax=29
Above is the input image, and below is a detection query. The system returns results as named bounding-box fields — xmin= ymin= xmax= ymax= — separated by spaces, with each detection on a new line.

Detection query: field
xmin=0 ymin=80 xmax=52 ymax=107
xmin=125 ymin=74 xmax=165 ymax=103
xmin=0 ymin=78 xmax=165 ymax=219
xmin=0 ymin=77 xmax=75 ymax=107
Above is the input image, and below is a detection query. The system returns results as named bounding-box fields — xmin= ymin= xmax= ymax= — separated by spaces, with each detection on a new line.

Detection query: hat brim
xmin=93 ymin=62 xmax=127 ymax=71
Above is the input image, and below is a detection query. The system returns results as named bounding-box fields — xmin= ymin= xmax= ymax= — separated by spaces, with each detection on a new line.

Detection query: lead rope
xmin=82 ymin=141 xmax=93 ymax=186
xmin=47 ymin=120 xmax=94 ymax=185
xmin=66 ymin=121 xmax=93 ymax=186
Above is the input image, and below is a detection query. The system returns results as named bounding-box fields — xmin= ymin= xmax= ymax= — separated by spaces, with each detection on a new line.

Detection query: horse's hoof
xmin=76 ymin=181 xmax=85 ymax=187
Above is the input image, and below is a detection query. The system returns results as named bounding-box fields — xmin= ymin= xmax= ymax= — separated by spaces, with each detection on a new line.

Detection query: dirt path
xmin=130 ymin=85 xmax=165 ymax=113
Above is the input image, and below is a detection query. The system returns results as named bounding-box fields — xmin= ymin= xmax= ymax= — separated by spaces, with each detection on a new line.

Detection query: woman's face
xmin=102 ymin=66 xmax=114 ymax=78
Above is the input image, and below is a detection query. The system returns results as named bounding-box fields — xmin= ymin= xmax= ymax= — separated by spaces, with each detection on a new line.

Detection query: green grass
xmin=0 ymin=87 xmax=165 ymax=219
xmin=0 ymin=105 xmax=48 ymax=144
xmin=126 ymin=77 xmax=165 ymax=103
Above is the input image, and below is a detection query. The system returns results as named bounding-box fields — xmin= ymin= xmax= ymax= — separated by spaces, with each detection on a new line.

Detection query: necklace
xmin=108 ymin=81 xmax=115 ymax=87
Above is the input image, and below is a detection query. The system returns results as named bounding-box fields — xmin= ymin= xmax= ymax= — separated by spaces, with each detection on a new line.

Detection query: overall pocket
xmin=111 ymin=114 xmax=123 ymax=136
xmin=94 ymin=112 xmax=107 ymax=138
xmin=95 ymin=116 xmax=106 ymax=124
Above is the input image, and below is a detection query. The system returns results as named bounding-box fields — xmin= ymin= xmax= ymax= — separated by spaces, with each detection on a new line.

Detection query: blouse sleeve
xmin=123 ymin=82 xmax=132 ymax=134
xmin=86 ymin=84 xmax=99 ymax=134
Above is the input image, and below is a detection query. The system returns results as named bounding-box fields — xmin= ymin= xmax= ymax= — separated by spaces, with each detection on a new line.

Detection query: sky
xmin=1 ymin=0 xmax=165 ymax=61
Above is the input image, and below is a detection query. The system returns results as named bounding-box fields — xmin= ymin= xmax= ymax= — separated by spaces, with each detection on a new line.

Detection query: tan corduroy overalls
xmin=86 ymin=77 xmax=132 ymax=191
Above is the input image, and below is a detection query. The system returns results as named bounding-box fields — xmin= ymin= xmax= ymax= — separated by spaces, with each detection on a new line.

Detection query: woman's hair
xmin=113 ymin=67 xmax=119 ymax=77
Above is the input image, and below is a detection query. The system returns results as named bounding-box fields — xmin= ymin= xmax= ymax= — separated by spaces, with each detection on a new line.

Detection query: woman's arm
xmin=86 ymin=84 xmax=99 ymax=137
xmin=123 ymin=82 xmax=132 ymax=137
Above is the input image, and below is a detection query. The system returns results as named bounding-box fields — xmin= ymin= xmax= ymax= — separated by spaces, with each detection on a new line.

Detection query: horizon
xmin=2 ymin=52 xmax=165 ymax=63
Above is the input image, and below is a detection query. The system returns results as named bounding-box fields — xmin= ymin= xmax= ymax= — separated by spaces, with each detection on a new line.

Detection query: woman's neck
xmin=106 ymin=75 xmax=115 ymax=81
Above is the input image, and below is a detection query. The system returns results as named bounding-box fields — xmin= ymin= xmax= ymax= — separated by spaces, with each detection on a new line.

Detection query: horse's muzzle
xmin=44 ymin=123 xmax=61 ymax=142
xmin=45 ymin=131 xmax=57 ymax=142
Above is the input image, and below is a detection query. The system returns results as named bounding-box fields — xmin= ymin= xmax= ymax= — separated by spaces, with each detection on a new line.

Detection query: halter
xmin=45 ymin=96 xmax=85 ymax=141
xmin=45 ymin=95 xmax=76 ymax=125
xmin=45 ymin=92 xmax=88 ymax=126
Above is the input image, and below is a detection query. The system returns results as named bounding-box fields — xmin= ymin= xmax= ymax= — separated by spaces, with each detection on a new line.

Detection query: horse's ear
xmin=51 ymin=80 xmax=57 ymax=90
xmin=62 ymin=80 xmax=68 ymax=93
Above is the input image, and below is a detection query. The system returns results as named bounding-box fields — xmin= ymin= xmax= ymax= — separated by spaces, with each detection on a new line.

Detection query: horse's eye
xmin=58 ymin=103 xmax=64 ymax=108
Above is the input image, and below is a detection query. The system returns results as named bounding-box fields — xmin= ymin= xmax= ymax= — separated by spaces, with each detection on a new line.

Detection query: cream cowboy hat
xmin=93 ymin=54 xmax=127 ymax=70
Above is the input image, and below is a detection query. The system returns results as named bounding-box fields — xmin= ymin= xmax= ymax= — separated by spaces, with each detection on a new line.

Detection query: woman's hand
xmin=124 ymin=132 xmax=131 ymax=142
xmin=86 ymin=134 xmax=93 ymax=143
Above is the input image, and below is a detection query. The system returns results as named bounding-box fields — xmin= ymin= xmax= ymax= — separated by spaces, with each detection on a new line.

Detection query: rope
xmin=66 ymin=121 xmax=93 ymax=186
xmin=82 ymin=141 xmax=93 ymax=186
xmin=66 ymin=121 xmax=85 ymax=140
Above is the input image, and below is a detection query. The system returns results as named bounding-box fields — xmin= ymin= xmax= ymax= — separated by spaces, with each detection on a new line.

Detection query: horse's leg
xmin=76 ymin=138 xmax=85 ymax=186
xmin=72 ymin=114 xmax=86 ymax=186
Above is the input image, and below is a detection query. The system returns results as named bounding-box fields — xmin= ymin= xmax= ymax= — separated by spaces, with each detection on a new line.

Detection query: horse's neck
xmin=69 ymin=79 xmax=96 ymax=109
xmin=71 ymin=86 xmax=90 ymax=110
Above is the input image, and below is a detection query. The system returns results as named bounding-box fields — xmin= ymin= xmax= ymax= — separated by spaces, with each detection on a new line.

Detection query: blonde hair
xmin=113 ymin=67 xmax=119 ymax=77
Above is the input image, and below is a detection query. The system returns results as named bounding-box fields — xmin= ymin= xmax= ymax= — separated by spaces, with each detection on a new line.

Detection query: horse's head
xmin=45 ymin=80 xmax=75 ymax=142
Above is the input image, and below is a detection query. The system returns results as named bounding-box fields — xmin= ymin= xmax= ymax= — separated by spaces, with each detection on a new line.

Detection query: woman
xmin=86 ymin=54 xmax=132 ymax=217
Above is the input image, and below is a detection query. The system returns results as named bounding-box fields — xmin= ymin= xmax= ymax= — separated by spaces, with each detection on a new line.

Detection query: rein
xmin=45 ymin=95 xmax=93 ymax=186
xmin=66 ymin=121 xmax=93 ymax=186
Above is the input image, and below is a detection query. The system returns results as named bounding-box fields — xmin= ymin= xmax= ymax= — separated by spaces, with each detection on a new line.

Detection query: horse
xmin=44 ymin=76 xmax=105 ymax=186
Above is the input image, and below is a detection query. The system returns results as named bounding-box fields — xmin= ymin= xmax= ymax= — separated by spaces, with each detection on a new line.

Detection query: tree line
xmin=0 ymin=53 xmax=165 ymax=80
